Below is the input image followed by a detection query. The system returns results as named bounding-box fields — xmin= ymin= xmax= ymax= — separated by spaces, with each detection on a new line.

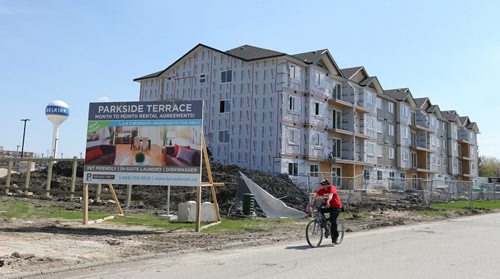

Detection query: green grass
xmin=431 ymin=200 xmax=500 ymax=210
xmin=109 ymin=214 xmax=194 ymax=231
xmin=0 ymin=197 xmax=117 ymax=220
xmin=0 ymin=196 xmax=303 ymax=233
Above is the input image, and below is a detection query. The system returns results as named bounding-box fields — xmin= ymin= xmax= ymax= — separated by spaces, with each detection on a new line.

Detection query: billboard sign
xmin=83 ymin=100 xmax=203 ymax=186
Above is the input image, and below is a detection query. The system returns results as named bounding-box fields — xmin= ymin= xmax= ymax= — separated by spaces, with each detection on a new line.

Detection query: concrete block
xmin=177 ymin=201 xmax=217 ymax=223
xmin=158 ymin=214 xmax=178 ymax=221
xmin=178 ymin=201 xmax=197 ymax=222
xmin=201 ymin=202 xmax=217 ymax=222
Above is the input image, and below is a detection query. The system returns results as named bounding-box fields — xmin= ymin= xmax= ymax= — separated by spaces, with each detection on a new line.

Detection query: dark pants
xmin=321 ymin=207 xmax=341 ymax=241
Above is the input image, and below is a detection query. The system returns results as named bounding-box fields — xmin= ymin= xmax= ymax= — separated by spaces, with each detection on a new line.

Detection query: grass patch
xmin=0 ymin=197 xmax=120 ymax=221
xmin=0 ymin=197 xmax=304 ymax=233
xmin=431 ymin=200 xmax=500 ymax=210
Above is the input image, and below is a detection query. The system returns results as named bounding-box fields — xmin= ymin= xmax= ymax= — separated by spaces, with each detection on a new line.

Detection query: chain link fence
xmin=295 ymin=172 xmax=499 ymax=207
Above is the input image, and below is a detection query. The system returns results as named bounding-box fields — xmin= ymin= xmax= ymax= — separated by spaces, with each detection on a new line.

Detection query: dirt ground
xmin=0 ymin=197 xmax=494 ymax=279
xmin=0 ymin=163 xmax=496 ymax=278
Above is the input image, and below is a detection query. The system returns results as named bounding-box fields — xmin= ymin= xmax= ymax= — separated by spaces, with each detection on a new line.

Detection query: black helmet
xmin=320 ymin=179 xmax=329 ymax=185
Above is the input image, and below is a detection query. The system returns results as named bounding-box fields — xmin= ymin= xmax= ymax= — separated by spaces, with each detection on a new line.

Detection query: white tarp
xmin=239 ymin=172 xmax=308 ymax=218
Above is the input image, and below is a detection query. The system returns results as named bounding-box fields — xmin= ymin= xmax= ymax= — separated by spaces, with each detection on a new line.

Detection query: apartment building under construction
xmin=134 ymin=44 xmax=479 ymax=189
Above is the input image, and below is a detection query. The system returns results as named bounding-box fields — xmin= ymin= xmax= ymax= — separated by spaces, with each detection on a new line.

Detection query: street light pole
xmin=20 ymin=119 xmax=30 ymax=159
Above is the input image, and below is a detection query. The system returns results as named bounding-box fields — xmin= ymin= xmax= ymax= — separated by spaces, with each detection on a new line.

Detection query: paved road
xmin=38 ymin=213 xmax=500 ymax=279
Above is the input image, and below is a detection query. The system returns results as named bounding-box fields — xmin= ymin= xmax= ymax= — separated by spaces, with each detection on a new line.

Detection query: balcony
xmin=327 ymin=127 xmax=354 ymax=136
xmin=328 ymin=97 xmax=354 ymax=108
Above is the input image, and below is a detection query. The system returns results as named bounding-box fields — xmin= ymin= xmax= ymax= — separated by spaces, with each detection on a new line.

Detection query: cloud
xmin=97 ymin=96 xmax=110 ymax=102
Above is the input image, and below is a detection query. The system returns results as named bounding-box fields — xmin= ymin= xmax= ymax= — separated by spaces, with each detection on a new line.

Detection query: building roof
xmin=414 ymin=97 xmax=429 ymax=109
xmin=467 ymin=122 xmax=480 ymax=133
xmin=459 ymin=116 xmax=470 ymax=126
xmin=427 ymin=105 xmax=437 ymax=112
xmin=340 ymin=67 xmax=364 ymax=80
xmin=383 ymin=88 xmax=410 ymax=101
xmin=359 ymin=76 xmax=376 ymax=86
xmin=134 ymin=43 xmax=344 ymax=81
xmin=442 ymin=110 xmax=456 ymax=120
xmin=226 ymin=44 xmax=286 ymax=61
xmin=442 ymin=110 xmax=462 ymax=125
xmin=292 ymin=49 xmax=328 ymax=64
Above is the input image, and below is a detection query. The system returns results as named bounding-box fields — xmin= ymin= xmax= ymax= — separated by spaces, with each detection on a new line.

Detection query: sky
xmin=1 ymin=0 xmax=499 ymax=159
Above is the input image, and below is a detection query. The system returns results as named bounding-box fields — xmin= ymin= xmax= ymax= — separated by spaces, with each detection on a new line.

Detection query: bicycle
xmin=306 ymin=203 xmax=344 ymax=248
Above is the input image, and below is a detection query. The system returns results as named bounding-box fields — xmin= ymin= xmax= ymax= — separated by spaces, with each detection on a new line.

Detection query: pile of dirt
xmin=1 ymin=161 xmax=310 ymax=216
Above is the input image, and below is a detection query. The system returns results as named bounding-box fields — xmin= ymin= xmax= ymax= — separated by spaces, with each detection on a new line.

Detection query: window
xmin=402 ymin=104 xmax=409 ymax=117
xmin=310 ymin=165 xmax=319 ymax=177
xmin=403 ymin=149 xmax=409 ymax=161
xmin=288 ymin=96 xmax=299 ymax=112
xmin=288 ymin=163 xmax=298 ymax=176
xmin=315 ymin=72 xmax=323 ymax=86
xmin=333 ymin=110 xmax=342 ymax=129
xmin=377 ymin=145 xmax=383 ymax=157
xmin=218 ymin=130 xmax=230 ymax=143
xmin=400 ymin=173 xmax=406 ymax=180
xmin=332 ymin=138 xmax=341 ymax=158
xmin=388 ymin=102 xmax=394 ymax=113
xmin=219 ymin=100 xmax=231 ymax=113
xmin=367 ymin=142 xmax=375 ymax=155
xmin=411 ymin=153 xmax=417 ymax=168
xmin=221 ymin=70 xmax=232 ymax=83
xmin=389 ymin=147 xmax=394 ymax=159
xmin=334 ymin=84 xmax=342 ymax=99
xmin=289 ymin=64 xmax=300 ymax=80
xmin=377 ymin=171 xmax=382 ymax=180
xmin=389 ymin=172 xmax=395 ymax=181
xmin=389 ymin=124 xmax=394 ymax=136
xmin=377 ymin=121 xmax=383 ymax=133
xmin=364 ymin=169 xmax=370 ymax=180
xmin=199 ymin=73 xmax=207 ymax=83
xmin=288 ymin=128 xmax=300 ymax=144
xmin=314 ymin=102 xmax=320 ymax=115
xmin=313 ymin=133 xmax=322 ymax=146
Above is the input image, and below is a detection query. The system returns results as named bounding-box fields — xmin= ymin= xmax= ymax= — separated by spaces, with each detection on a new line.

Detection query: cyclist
xmin=308 ymin=179 xmax=342 ymax=244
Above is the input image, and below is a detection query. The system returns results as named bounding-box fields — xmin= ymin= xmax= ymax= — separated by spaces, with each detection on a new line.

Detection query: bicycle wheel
xmin=335 ymin=219 xmax=345 ymax=244
xmin=306 ymin=219 xmax=323 ymax=248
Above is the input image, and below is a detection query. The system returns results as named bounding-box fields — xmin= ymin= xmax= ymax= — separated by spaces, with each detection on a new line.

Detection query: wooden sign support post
xmin=195 ymin=134 xmax=224 ymax=232
xmin=82 ymin=183 xmax=124 ymax=225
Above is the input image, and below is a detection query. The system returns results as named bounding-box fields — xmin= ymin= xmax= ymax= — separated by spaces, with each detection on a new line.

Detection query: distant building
xmin=133 ymin=43 xmax=479 ymax=188
xmin=0 ymin=148 xmax=34 ymax=159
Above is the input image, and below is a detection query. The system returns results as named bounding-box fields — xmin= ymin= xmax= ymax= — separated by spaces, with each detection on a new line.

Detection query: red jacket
xmin=316 ymin=184 xmax=342 ymax=208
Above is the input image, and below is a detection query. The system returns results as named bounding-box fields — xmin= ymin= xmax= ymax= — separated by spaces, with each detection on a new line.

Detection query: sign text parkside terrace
xmin=88 ymin=101 xmax=203 ymax=121
xmin=97 ymin=103 xmax=193 ymax=114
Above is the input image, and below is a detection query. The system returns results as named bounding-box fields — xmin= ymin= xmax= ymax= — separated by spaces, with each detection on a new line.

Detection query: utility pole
xmin=20 ymin=119 xmax=30 ymax=159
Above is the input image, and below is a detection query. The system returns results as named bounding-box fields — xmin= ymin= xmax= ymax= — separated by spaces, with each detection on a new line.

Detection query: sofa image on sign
xmin=85 ymin=145 xmax=116 ymax=165
xmin=162 ymin=144 xmax=200 ymax=167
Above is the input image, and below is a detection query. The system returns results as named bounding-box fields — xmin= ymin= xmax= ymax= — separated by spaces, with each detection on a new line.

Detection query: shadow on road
xmin=0 ymin=225 xmax=161 ymax=236
xmin=285 ymin=244 xmax=314 ymax=250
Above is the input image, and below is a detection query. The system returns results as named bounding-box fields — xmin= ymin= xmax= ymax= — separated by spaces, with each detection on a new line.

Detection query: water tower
xmin=45 ymin=100 xmax=70 ymax=158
